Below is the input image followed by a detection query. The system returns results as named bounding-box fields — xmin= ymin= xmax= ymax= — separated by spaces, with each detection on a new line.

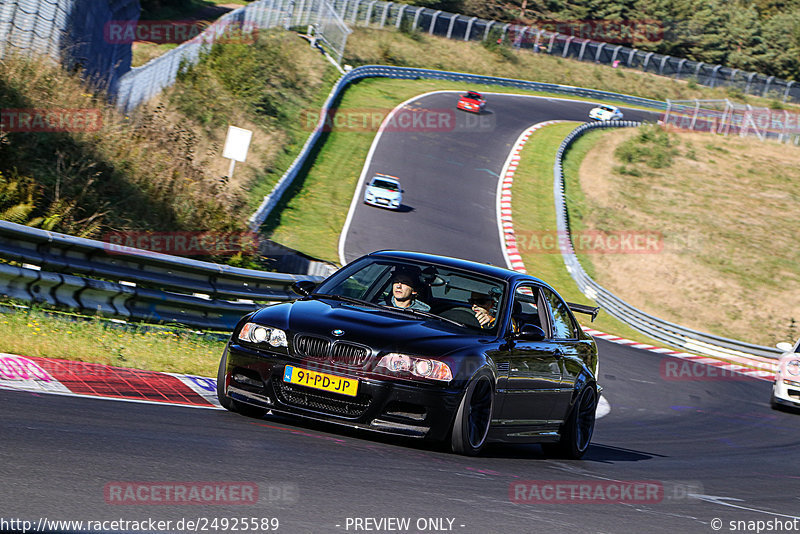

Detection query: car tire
xmin=770 ymin=388 xmax=781 ymax=410
xmin=451 ymin=372 xmax=494 ymax=456
xmin=543 ymin=385 xmax=597 ymax=459
xmin=216 ymin=346 xmax=266 ymax=419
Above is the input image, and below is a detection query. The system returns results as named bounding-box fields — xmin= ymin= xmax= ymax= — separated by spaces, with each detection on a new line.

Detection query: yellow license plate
xmin=282 ymin=365 xmax=359 ymax=397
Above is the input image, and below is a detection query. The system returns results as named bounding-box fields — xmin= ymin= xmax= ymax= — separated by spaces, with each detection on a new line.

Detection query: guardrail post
xmin=785 ymin=80 xmax=795 ymax=103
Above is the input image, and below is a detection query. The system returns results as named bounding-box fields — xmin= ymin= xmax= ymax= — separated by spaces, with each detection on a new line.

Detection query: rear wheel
xmin=451 ymin=373 xmax=494 ymax=456
xmin=216 ymin=346 xmax=266 ymax=419
xmin=543 ymin=385 xmax=597 ymax=459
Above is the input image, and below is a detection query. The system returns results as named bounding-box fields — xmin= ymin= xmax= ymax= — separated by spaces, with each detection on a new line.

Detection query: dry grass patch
xmin=572 ymin=126 xmax=800 ymax=346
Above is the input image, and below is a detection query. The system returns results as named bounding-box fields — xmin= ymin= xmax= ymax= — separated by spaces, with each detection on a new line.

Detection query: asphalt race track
xmin=2 ymin=94 xmax=798 ymax=534
xmin=2 ymin=339 xmax=797 ymax=533
xmin=341 ymin=92 xmax=656 ymax=265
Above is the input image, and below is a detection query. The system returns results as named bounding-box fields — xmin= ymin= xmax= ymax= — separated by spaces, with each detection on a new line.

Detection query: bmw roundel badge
xmin=331 ymin=329 xmax=345 ymax=337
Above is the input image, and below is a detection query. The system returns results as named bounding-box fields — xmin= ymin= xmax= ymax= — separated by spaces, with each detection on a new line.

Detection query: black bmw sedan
xmin=217 ymin=250 xmax=600 ymax=458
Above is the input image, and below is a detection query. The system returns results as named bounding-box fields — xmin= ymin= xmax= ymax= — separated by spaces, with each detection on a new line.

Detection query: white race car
xmin=771 ymin=338 xmax=800 ymax=410
xmin=364 ymin=174 xmax=403 ymax=210
xmin=589 ymin=104 xmax=624 ymax=121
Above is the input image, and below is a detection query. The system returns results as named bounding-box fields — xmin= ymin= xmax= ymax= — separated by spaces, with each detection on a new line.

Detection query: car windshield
xmin=464 ymin=92 xmax=481 ymax=99
xmin=371 ymin=179 xmax=399 ymax=191
xmin=314 ymin=258 xmax=506 ymax=333
xmin=600 ymin=106 xmax=615 ymax=112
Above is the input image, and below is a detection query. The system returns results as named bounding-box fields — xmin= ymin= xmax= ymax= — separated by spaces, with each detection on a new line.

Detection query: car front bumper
xmin=364 ymin=196 xmax=401 ymax=209
xmin=223 ymin=344 xmax=463 ymax=441
xmin=773 ymin=379 xmax=800 ymax=407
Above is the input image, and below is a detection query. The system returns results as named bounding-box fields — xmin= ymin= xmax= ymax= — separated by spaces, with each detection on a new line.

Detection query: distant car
xmin=771 ymin=338 xmax=800 ymax=410
xmin=217 ymin=250 xmax=601 ymax=457
xmin=589 ymin=104 xmax=624 ymax=121
xmin=457 ymin=91 xmax=486 ymax=113
xmin=363 ymin=174 xmax=402 ymax=210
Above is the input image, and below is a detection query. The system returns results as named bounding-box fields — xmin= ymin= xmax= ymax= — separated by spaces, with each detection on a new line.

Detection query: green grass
xmin=508 ymin=123 xmax=666 ymax=346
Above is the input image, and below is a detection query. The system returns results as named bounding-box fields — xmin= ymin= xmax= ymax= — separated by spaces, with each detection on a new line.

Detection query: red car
xmin=457 ymin=91 xmax=486 ymax=113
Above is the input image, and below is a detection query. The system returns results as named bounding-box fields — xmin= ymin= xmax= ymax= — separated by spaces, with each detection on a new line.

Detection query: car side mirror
xmin=291 ymin=280 xmax=317 ymax=296
xmin=515 ymin=324 xmax=546 ymax=342
xmin=777 ymin=342 xmax=794 ymax=352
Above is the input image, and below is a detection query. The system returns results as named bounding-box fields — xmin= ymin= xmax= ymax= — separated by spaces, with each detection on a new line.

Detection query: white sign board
xmin=222 ymin=126 xmax=253 ymax=162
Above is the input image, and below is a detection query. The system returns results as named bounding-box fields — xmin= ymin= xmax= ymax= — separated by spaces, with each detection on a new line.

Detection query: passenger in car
xmin=469 ymin=292 xmax=497 ymax=329
xmin=389 ymin=269 xmax=431 ymax=312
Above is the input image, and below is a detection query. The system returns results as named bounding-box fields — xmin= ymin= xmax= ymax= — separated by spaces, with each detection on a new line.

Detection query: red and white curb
xmin=496 ymin=122 xmax=778 ymax=384
xmin=583 ymin=328 xmax=777 ymax=381
xmin=0 ymin=353 xmax=221 ymax=408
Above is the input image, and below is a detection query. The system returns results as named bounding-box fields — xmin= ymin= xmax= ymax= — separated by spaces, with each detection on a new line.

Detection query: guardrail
xmin=248 ymin=64 xmax=666 ymax=228
xmin=552 ymin=121 xmax=782 ymax=360
xmin=0 ymin=221 xmax=322 ymax=330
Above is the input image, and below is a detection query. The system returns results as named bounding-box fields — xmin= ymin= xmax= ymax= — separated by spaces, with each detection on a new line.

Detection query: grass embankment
xmin=508 ymin=122 xmax=666 ymax=346
xmin=564 ymin=125 xmax=800 ymax=347
xmin=4 ymin=25 xmax=796 ymax=369
xmin=0 ymin=309 xmax=223 ymax=376
xmin=0 ymin=30 xmax=338 ymax=242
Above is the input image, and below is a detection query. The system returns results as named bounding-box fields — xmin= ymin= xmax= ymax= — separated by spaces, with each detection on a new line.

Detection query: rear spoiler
xmin=567 ymin=302 xmax=600 ymax=322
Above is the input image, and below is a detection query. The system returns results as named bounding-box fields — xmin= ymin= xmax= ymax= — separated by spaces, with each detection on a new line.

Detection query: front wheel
xmin=543 ymin=385 xmax=597 ymax=459
xmin=451 ymin=373 xmax=494 ymax=456
xmin=216 ymin=346 xmax=266 ymax=419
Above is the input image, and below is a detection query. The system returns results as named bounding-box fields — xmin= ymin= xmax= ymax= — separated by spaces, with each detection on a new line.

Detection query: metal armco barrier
xmin=552 ymin=121 xmax=782 ymax=360
xmin=0 ymin=221 xmax=322 ymax=330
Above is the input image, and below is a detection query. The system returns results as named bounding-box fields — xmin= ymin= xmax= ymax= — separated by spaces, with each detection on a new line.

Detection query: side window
xmin=543 ymin=288 xmax=578 ymax=339
xmin=511 ymin=285 xmax=542 ymax=332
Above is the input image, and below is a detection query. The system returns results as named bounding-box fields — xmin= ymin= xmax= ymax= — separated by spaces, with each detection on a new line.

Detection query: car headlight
xmin=787 ymin=360 xmax=800 ymax=376
xmin=238 ymin=322 xmax=288 ymax=348
xmin=377 ymin=353 xmax=452 ymax=382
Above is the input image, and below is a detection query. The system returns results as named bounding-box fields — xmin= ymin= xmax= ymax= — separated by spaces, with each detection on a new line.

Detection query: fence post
xmin=785 ymin=81 xmax=795 ymax=103
xmin=464 ymin=16 xmax=476 ymax=41
xmin=562 ymin=35 xmax=574 ymax=57
xmin=394 ymin=4 xmax=406 ymax=28
xmin=428 ymin=10 xmax=441 ymax=34
xmin=411 ymin=6 xmax=422 ymax=31
xmin=379 ymin=2 xmax=391 ymax=27
xmin=658 ymin=55 xmax=670 ymax=75
xmin=445 ymin=12 xmax=457 ymax=39
xmin=709 ymin=64 xmax=721 ymax=88
xmin=762 ymin=75 xmax=774 ymax=98
xmin=593 ymin=42 xmax=605 ymax=62
xmin=482 ymin=20 xmax=494 ymax=41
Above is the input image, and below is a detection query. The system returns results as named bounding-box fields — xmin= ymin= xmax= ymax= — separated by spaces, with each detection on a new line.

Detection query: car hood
xmin=366 ymin=186 xmax=401 ymax=198
xmin=250 ymin=298 xmax=489 ymax=357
